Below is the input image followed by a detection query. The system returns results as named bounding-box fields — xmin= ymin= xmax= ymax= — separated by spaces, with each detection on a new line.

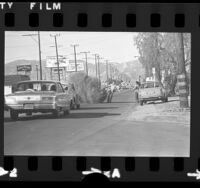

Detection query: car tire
xmin=140 ymin=100 xmax=143 ymax=106
xmin=63 ymin=109 xmax=70 ymax=116
xmin=162 ymin=97 xmax=168 ymax=103
xmin=26 ymin=112 xmax=32 ymax=116
xmin=70 ymin=100 xmax=75 ymax=110
xmin=76 ymin=104 xmax=80 ymax=109
xmin=10 ymin=109 xmax=19 ymax=120
xmin=52 ymin=109 xmax=60 ymax=118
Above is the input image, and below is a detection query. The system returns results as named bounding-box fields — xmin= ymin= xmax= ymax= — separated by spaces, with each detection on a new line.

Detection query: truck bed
xmin=139 ymin=87 xmax=162 ymax=99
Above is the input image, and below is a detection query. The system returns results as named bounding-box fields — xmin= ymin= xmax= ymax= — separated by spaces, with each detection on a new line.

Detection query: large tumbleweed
xmin=68 ymin=72 xmax=107 ymax=103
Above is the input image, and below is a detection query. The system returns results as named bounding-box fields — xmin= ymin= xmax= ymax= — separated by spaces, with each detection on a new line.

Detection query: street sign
xmin=66 ymin=60 xmax=84 ymax=72
xmin=17 ymin=65 xmax=32 ymax=72
xmin=46 ymin=56 xmax=68 ymax=68
xmin=51 ymin=67 xmax=65 ymax=81
xmin=53 ymin=68 xmax=64 ymax=73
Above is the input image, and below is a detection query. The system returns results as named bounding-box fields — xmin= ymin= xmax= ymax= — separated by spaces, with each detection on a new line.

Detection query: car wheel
xmin=26 ymin=112 xmax=32 ymax=116
xmin=70 ymin=100 xmax=75 ymax=110
xmin=140 ymin=100 xmax=143 ymax=106
xmin=10 ymin=109 xmax=19 ymax=120
xmin=52 ymin=109 xmax=60 ymax=118
xmin=162 ymin=97 xmax=168 ymax=103
xmin=76 ymin=104 xmax=80 ymax=109
xmin=63 ymin=109 xmax=70 ymax=116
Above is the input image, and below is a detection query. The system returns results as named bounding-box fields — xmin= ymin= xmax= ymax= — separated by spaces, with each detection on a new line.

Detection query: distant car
xmin=62 ymin=83 xmax=80 ymax=110
xmin=5 ymin=80 xmax=71 ymax=120
xmin=138 ymin=81 xmax=168 ymax=106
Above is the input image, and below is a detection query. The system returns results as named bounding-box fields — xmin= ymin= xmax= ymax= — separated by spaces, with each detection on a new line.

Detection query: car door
xmin=56 ymin=83 xmax=69 ymax=107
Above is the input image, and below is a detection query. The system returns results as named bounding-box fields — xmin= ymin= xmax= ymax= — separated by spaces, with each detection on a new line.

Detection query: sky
xmin=5 ymin=31 xmax=139 ymax=65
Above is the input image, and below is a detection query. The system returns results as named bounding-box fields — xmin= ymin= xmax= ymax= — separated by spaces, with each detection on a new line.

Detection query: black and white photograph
xmin=4 ymin=31 xmax=191 ymax=157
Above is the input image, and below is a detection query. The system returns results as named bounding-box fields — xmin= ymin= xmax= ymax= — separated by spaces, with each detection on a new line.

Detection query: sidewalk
xmin=127 ymin=96 xmax=190 ymax=126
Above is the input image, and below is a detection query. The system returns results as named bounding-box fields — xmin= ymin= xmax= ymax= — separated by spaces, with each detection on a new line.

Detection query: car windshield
xmin=141 ymin=82 xmax=160 ymax=88
xmin=16 ymin=82 xmax=57 ymax=92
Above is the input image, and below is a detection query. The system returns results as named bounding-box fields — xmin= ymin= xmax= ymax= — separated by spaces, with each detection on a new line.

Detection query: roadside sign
xmin=51 ymin=67 xmax=65 ymax=81
xmin=46 ymin=56 xmax=68 ymax=68
xmin=17 ymin=65 xmax=32 ymax=72
xmin=66 ymin=60 xmax=84 ymax=72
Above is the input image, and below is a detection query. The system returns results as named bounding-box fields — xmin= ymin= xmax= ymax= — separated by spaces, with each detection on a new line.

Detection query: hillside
xmin=5 ymin=59 xmax=145 ymax=82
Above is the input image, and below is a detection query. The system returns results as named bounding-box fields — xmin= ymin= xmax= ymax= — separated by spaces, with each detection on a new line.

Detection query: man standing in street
xmin=132 ymin=81 xmax=141 ymax=103
xmin=107 ymin=82 xmax=116 ymax=103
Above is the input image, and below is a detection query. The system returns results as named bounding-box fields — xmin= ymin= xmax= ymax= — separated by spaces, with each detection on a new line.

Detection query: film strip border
xmin=2 ymin=12 xmax=200 ymax=28
xmin=0 ymin=2 xmax=199 ymax=182
xmin=0 ymin=156 xmax=200 ymax=181
xmin=0 ymin=3 xmax=199 ymax=30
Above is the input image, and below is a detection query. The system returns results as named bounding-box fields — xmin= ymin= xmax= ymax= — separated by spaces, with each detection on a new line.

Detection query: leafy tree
xmin=134 ymin=32 xmax=191 ymax=96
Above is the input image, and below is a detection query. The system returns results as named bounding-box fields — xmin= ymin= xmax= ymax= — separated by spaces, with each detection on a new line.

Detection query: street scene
xmin=4 ymin=32 xmax=191 ymax=156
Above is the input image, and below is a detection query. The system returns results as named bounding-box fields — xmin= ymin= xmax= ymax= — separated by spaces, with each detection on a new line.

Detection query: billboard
xmin=46 ymin=56 xmax=68 ymax=68
xmin=66 ymin=60 xmax=84 ymax=72
xmin=17 ymin=65 xmax=32 ymax=72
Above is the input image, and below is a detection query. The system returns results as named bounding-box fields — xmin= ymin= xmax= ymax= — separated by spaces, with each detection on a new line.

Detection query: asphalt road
xmin=4 ymin=90 xmax=190 ymax=157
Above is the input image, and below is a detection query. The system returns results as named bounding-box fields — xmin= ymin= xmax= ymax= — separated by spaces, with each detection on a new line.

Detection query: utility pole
xmin=22 ymin=31 xmax=43 ymax=80
xmin=97 ymin=55 xmax=103 ymax=88
xmin=35 ymin=65 xmax=39 ymax=80
xmin=106 ymin=60 xmax=109 ymax=82
xmin=92 ymin=54 xmax=98 ymax=77
xmin=176 ymin=33 xmax=189 ymax=108
xmin=38 ymin=31 xmax=42 ymax=80
xmin=109 ymin=64 xmax=112 ymax=80
xmin=80 ymin=51 xmax=90 ymax=76
xmin=50 ymin=34 xmax=61 ymax=81
xmin=70 ymin=44 xmax=79 ymax=72
xmin=50 ymin=68 xmax=53 ymax=80
xmin=97 ymin=55 xmax=100 ymax=84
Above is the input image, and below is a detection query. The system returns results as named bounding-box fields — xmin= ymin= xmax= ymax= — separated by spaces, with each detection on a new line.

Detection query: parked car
xmin=62 ymin=83 xmax=80 ymax=110
xmin=4 ymin=98 xmax=9 ymax=111
xmin=4 ymin=80 xmax=71 ymax=120
xmin=138 ymin=81 xmax=168 ymax=106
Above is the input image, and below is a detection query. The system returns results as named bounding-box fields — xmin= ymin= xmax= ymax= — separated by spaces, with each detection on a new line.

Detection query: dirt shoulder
xmin=127 ymin=96 xmax=190 ymax=126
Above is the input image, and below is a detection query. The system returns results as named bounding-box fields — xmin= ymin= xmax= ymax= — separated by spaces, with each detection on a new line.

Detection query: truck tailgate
xmin=139 ymin=88 xmax=162 ymax=99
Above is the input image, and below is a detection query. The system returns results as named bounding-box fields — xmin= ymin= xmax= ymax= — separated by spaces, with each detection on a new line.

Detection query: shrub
xmin=69 ymin=72 xmax=107 ymax=103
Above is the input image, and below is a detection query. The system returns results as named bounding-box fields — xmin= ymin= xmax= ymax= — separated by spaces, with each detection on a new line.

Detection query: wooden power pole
xmin=80 ymin=51 xmax=90 ymax=76
xmin=50 ymin=34 xmax=61 ymax=81
xmin=71 ymin=44 xmax=79 ymax=72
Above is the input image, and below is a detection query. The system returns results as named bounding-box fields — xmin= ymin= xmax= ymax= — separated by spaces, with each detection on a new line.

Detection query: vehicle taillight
xmin=5 ymin=97 xmax=16 ymax=104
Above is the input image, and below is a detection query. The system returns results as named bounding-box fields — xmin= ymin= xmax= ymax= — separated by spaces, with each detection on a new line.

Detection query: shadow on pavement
xmin=147 ymin=99 xmax=179 ymax=105
xmin=109 ymin=101 xmax=136 ymax=104
xmin=66 ymin=112 xmax=121 ymax=119
xmin=77 ymin=107 xmax=118 ymax=110
xmin=4 ymin=112 xmax=121 ymax=122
